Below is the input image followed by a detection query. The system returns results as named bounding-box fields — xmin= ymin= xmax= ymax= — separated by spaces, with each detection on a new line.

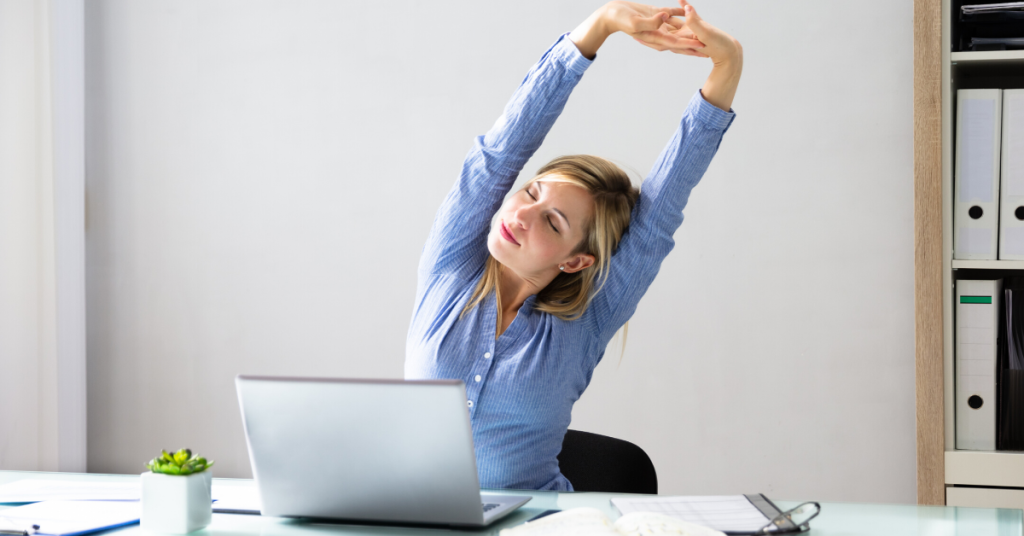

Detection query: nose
xmin=512 ymin=203 xmax=538 ymax=230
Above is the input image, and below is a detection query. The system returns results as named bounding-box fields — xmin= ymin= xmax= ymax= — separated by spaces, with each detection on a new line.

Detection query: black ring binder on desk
xmin=742 ymin=494 xmax=805 ymax=534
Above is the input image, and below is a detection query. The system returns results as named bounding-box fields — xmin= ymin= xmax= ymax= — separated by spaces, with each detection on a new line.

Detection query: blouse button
xmin=467 ymin=400 xmax=474 ymax=408
xmin=484 ymin=352 xmax=491 ymax=359
xmin=475 ymin=375 xmax=481 ymax=382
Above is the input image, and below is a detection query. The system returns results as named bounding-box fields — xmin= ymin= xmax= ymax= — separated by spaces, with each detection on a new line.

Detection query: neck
xmin=496 ymin=263 xmax=552 ymax=316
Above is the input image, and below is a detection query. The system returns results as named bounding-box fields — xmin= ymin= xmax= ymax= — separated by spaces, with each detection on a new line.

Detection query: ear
xmin=561 ymin=253 xmax=595 ymax=274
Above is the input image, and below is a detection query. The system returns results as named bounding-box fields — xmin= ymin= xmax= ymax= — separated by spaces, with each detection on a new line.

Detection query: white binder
xmin=1000 ymin=89 xmax=1024 ymax=259
xmin=956 ymin=279 xmax=1001 ymax=451
xmin=955 ymin=89 xmax=1002 ymax=260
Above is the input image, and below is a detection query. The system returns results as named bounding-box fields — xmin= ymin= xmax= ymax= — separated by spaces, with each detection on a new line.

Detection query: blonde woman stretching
xmin=406 ymin=1 xmax=742 ymax=491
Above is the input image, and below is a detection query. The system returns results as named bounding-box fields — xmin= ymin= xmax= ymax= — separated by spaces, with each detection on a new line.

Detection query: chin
xmin=487 ymin=228 xmax=525 ymax=275
xmin=486 ymin=230 xmax=507 ymax=264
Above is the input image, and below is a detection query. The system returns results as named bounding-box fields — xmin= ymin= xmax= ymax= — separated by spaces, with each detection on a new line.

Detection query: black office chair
xmin=557 ymin=429 xmax=658 ymax=494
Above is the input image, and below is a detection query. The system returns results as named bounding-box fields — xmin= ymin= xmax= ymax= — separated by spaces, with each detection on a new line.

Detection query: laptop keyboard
xmin=482 ymin=502 xmax=500 ymax=513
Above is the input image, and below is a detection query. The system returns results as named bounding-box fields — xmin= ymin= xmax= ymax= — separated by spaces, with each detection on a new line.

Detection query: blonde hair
xmin=461 ymin=155 xmax=641 ymax=341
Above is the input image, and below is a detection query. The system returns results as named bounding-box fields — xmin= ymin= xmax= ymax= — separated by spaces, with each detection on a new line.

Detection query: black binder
xmin=999 ymin=277 xmax=1024 ymax=450
xmin=736 ymin=494 xmax=811 ymax=535
xmin=955 ymin=0 xmax=1024 ymax=51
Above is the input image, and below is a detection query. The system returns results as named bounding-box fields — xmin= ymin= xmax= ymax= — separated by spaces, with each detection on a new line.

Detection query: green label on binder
xmin=960 ymin=296 xmax=992 ymax=304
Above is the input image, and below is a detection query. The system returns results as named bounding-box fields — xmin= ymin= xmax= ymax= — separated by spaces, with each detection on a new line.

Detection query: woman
xmin=405 ymin=1 xmax=741 ymax=491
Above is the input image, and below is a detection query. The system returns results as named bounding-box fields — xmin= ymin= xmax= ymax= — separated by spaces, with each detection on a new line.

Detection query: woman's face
xmin=488 ymin=178 xmax=596 ymax=280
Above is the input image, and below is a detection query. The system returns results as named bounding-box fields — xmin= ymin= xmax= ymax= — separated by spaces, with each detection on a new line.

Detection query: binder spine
xmin=1000 ymin=90 xmax=1024 ymax=259
xmin=956 ymin=279 xmax=1001 ymax=451
xmin=998 ymin=278 xmax=1024 ymax=450
xmin=955 ymin=89 xmax=1002 ymax=260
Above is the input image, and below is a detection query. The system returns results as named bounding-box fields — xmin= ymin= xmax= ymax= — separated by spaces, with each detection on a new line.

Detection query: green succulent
xmin=145 ymin=449 xmax=214 ymax=475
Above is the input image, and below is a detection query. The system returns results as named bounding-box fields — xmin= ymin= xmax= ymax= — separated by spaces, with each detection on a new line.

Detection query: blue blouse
xmin=405 ymin=33 xmax=735 ymax=491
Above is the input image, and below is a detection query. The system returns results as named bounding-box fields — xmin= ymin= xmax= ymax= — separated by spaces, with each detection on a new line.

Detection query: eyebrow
xmin=535 ymin=182 xmax=571 ymax=230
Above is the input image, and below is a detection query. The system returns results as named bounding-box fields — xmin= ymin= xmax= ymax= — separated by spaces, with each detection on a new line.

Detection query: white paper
xmin=499 ymin=507 xmax=619 ymax=536
xmin=615 ymin=512 xmax=726 ymax=536
xmin=960 ymin=98 xmax=996 ymax=203
xmin=211 ymin=483 xmax=261 ymax=513
xmin=0 ymin=480 xmax=139 ymax=503
xmin=0 ymin=500 xmax=140 ymax=536
xmin=612 ymin=496 xmax=772 ymax=533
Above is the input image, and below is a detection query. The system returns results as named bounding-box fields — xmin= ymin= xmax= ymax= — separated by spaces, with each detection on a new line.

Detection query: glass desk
xmin=2 ymin=471 xmax=1021 ymax=535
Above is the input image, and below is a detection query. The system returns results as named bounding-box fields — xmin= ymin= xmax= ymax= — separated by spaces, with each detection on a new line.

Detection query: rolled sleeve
xmin=550 ymin=32 xmax=594 ymax=76
xmin=691 ymin=89 xmax=737 ymax=132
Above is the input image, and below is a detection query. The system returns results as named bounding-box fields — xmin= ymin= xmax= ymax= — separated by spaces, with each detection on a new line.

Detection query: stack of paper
xmin=0 ymin=478 xmax=262 ymax=535
xmin=0 ymin=501 xmax=140 ymax=536
xmin=210 ymin=486 xmax=261 ymax=514
xmin=0 ymin=480 xmax=139 ymax=503
xmin=612 ymin=496 xmax=772 ymax=534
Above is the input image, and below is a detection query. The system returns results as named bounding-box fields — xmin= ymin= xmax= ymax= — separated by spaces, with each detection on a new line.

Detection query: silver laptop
xmin=235 ymin=375 xmax=531 ymax=527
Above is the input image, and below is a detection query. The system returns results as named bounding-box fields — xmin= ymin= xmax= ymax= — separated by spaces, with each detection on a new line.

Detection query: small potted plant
xmin=141 ymin=449 xmax=215 ymax=533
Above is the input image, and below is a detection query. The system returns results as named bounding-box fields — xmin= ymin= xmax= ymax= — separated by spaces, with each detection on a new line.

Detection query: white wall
xmin=85 ymin=0 xmax=915 ymax=503
xmin=1 ymin=0 xmax=87 ymax=473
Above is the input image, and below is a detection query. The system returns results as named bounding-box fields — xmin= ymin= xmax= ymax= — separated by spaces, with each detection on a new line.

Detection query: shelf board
xmin=947 ymin=450 xmax=1024 ymax=487
xmin=952 ymin=259 xmax=1024 ymax=270
xmin=951 ymin=50 xmax=1024 ymax=65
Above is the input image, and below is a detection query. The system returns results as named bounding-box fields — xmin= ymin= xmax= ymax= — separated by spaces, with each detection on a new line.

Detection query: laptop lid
xmin=235 ymin=375 xmax=487 ymax=526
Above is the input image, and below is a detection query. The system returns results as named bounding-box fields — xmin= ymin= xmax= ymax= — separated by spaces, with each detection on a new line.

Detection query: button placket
xmin=467 ymin=345 xmax=495 ymax=412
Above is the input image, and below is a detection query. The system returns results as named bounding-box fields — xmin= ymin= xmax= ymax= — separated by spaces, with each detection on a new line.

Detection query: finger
xmin=661 ymin=24 xmax=698 ymax=40
xmin=662 ymin=16 xmax=684 ymax=30
xmin=664 ymin=23 xmax=697 ymax=39
xmin=634 ymin=30 xmax=681 ymax=48
xmin=676 ymin=46 xmax=709 ymax=58
xmin=657 ymin=6 xmax=688 ymax=17
xmin=634 ymin=35 xmax=708 ymax=57
xmin=637 ymin=30 xmax=704 ymax=50
xmin=683 ymin=4 xmax=706 ymax=29
xmin=633 ymin=37 xmax=668 ymax=52
xmin=672 ymin=37 xmax=706 ymax=49
xmin=630 ymin=11 xmax=669 ymax=33
xmin=635 ymin=36 xmax=707 ymax=57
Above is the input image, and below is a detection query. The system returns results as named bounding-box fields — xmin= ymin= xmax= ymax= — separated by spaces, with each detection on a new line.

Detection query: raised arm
xmin=418 ymin=2 xmax=697 ymax=280
xmin=417 ymin=34 xmax=593 ymax=279
xmin=582 ymin=1 xmax=743 ymax=343
xmin=629 ymin=0 xmax=743 ymax=111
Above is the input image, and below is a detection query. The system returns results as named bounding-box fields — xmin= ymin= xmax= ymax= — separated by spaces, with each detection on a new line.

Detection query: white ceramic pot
xmin=141 ymin=470 xmax=212 ymax=533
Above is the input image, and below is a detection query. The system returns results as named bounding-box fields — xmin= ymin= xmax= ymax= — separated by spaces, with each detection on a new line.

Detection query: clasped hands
xmin=571 ymin=0 xmax=742 ymax=68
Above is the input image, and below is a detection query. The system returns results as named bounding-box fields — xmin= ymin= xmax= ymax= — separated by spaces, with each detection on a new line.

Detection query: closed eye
xmin=527 ymin=187 xmax=560 ymax=234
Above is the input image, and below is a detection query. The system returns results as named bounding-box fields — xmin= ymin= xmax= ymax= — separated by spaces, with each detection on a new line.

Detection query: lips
xmin=499 ymin=221 xmax=520 ymax=246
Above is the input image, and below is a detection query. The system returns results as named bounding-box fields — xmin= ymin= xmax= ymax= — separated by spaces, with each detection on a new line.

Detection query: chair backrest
xmin=557 ymin=429 xmax=658 ymax=494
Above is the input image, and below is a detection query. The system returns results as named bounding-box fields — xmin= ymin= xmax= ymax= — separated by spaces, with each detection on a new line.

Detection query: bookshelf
xmin=951 ymin=50 xmax=1024 ymax=64
xmin=920 ymin=0 xmax=1024 ymax=509
xmin=952 ymin=260 xmax=1024 ymax=270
